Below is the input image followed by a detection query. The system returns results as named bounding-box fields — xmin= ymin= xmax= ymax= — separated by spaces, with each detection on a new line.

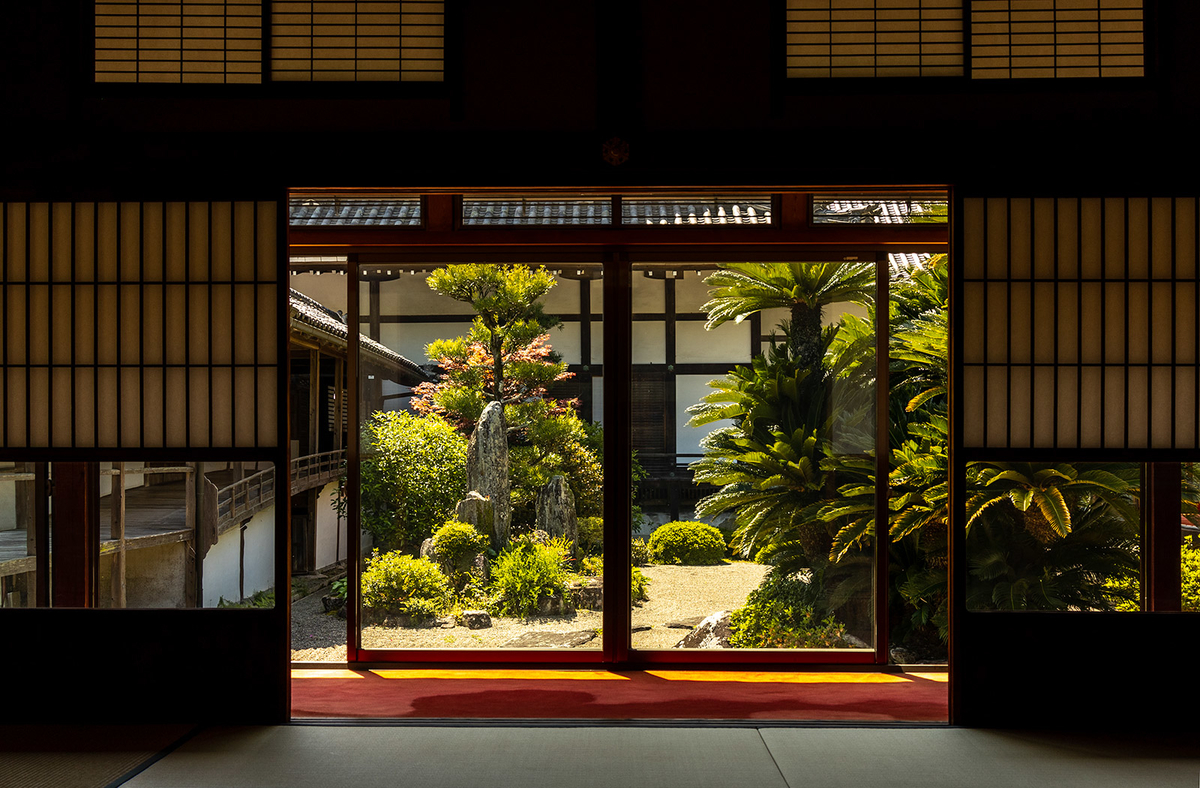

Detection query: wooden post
xmin=50 ymin=463 xmax=99 ymax=608
xmin=334 ymin=357 xmax=344 ymax=451
xmin=111 ymin=462 xmax=127 ymax=608
xmin=309 ymin=348 xmax=320 ymax=456
xmin=184 ymin=463 xmax=198 ymax=607
xmin=18 ymin=462 xmax=35 ymax=559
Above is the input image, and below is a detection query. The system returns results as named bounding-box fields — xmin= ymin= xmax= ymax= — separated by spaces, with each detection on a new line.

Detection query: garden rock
xmin=536 ymin=475 xmax=578 ymax=557
xmin=570 ymin=578 xmax=603 ymax=611
xmin=460 ymin=610 xmax=492 ymax=629
xmin=419 ymin=538 xmax=436 ymax=559
xmin=467 ymin=401 xmax=511 ymax=551
xmin=455 ymin=491 xmax=496 ymax=547
xmin=665 ymin=616 xmax=706 ymax=630
xmin=536 ymin=590 xmax=575 ymax=616
xmin=673 ymin=610 xmax=732 ymax=649
xmin=321 ymin=595 xmax=347 ymax=618
xmin=502 ymin=630 xmax=596 ymax=648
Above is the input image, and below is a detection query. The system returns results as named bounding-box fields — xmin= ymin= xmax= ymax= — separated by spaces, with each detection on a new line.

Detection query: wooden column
xmin=309 ymin=349 xmax=320 ymax=455
xmin=1146 ymin=462 xmax=1182 ymax=611
xmin=50 ymin=463 xmax=99 ymax=608
xmin=111 ymin=463 xmax=127 ymax=608
xmin=17 ymin=462 xmax=35 ymax=559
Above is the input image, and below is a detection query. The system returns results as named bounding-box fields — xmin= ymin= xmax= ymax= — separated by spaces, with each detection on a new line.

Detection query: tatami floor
xmin=7 ymin=724 xmax=1200 ymax=788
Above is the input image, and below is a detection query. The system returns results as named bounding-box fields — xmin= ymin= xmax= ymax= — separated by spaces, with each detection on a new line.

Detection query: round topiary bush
xmin=646 ymin=520 xmax=726 ymax=565
xmin=431 ymin=519 xmax=488 ymax=572
xmin=360 ymin=550 xmax=450 ymax=621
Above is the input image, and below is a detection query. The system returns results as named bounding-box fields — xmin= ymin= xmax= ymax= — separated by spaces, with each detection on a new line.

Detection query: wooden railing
xmin=215 ymin=466 xmax=276 ymax=534
xmin=290 ymin=449 xmax=344 ymax=496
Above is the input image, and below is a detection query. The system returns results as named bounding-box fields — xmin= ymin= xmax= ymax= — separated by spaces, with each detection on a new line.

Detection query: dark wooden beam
xmin=50 ymin=462 xmax=99 ymax=608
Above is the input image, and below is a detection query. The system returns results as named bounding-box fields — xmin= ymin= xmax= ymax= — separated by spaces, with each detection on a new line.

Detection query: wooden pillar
xmin=664 ymin=274 xmax=679 ymax=522
xmin=334 ymin=357 xmax=345 ymax=451
xmin=184 ymin=463 xmax=199 ymax=607
xmin=50 ymin=463 xmax=99 ymax=608
xmin=111 ymin=462 xmax=127 ymax=608
xmin=309 ymin=348 xmax=320 ymax=456
xmin=17 ymin=462 xmax=35 ymax=558
xmin=1146 ymin=462 xmax=1182 ymax=611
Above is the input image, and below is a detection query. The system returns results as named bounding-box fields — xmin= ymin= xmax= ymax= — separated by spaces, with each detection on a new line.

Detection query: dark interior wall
xmin=4 ymin=3 xmax=1197 ymax=193
xmin=2 ymin=609 xmax=285 ymax=724
xmin=2 ymin=1 xmax=1198 ymax=728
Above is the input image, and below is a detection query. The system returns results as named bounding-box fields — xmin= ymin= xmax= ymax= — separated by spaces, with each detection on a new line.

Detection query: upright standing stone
xmin=467 ymin=401 xmax=510 ymax=551
xmin=536 ymin=475 xmax=578 ymax=557
xmin=455 ymin=491 xmax=496 ymax=546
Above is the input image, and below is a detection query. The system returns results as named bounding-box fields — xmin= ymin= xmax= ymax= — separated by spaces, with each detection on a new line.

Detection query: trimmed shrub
xmin=431 ymin=519 xmax=488 ymax=572
xmin=729 ymin=571 xmax=850 ymax=649
xmin=1186 ymin=542 xmax=1200 ymax=611
xmin=578 ymin=516 xmax=604 ymax=556
xmin=489 ymin=536 xmax=571 ymax=618
xmin=360 ymin=550 xmax=450 ymax=620
xmin=631 ymin=537 xmax=650 ymax=567
xmin=357 ymin=411 xmax=467 ymax=551
xmin=647 ymin=521 xmax=726 ymax=565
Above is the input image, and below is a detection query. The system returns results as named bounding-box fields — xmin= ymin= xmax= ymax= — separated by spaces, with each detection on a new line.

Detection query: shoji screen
xmin=961 ymin=197 xmax=1199 ymax=449
xmin=970 ymin=0 xmax=1144 ymax=79
xmin=95 ymin=1 xmax=264 ymax=84
xmin=0 ymin=202 xmax=279 ymax=449
xmin=271 ymin=1 xmax=445 ymax=81
xmin=785 ymin=0 xmax=964 ymax=78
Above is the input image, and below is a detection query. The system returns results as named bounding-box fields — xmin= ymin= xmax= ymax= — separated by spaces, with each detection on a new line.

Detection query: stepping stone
xmin=632 ymin=625 xmax=652 ymax=633
xmin=664 ymin=616 xmax=706 ymax=629
xmin=502 ymin=630 xmax=597 ymax=648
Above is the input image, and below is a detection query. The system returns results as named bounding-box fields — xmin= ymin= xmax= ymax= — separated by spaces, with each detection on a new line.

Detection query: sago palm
xmin=702 ymin=262 xmax=875 ymax=370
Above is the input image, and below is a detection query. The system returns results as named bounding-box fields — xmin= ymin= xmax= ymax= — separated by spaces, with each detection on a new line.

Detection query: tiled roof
xmin=289 ymin=197 xmax=422 ymax=227
xmin=621 ymin=197 xmax=771 ymax=225
xmin=289 ymin=289 xmax=432 ymax=383
xmin=462 ymin=199 xmax=611 ymax=226
xmin=814 ymin=199 xmax=948 ymax=224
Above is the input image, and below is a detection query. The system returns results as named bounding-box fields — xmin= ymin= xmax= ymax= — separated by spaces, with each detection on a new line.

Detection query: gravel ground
xmin=290 ymin=561 xmax=769 ymax=661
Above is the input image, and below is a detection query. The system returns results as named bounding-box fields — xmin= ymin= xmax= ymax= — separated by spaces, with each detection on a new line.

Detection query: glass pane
xmin=0 ymin=462 xmax=38 ymax=608
xmin=965 ymin=462 xmax=1142 ymax=611
xmin=632 ymin=262 xmax=876 ymax=652
xmin=356 ymin=264 xmax=604 ymax=650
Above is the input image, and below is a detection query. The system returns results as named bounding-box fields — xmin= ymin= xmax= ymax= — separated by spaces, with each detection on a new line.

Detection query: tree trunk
xmin=791 ymin=301 xmax=823 ymax=370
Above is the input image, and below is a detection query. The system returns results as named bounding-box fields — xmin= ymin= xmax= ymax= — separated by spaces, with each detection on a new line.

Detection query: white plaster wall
xmin=674 ymin=270 xmax=715 ymax=312
xmin=592 ymin=377 xmax=604 ymax=426
xmin=632 ymin=323 xmax=666 ymax=364
xmin=541 ymin=273 xmax=581 ymax=313
xmin=242 ymin=508 xmax=276 ymax=601
xmin=633 ymin=273 xmax=664 ymax=312
xmin=202 ymin=506 xmax=276 ymax=607
xmin=590 ymin=321 xmax=603 ymax=364
xmin=590 ymin=278 xmax=603 ymax=311
xmin=313 ymin=481 xmax=344 ymax=570
xmin=378 ymin=273 xmax=476 ymax=316
xmin=544 ymin=323 xmax=581 ymax=365
xmin=379 ymin=321 xmax=474 ymax=365
xmin=676 ymin=375 xmax=735 ymax=458
xmin=99 ymin=461 xmax=146 ymax=498
xmin=290 ymin=272 xmax=349 ymax=314
xmin=676 ymin=320 xmax=749 ymax=363
xmin=202 ymin=521 xmax=242 ymax=607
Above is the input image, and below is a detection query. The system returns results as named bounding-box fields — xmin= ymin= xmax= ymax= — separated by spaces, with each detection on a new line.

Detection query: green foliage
xmin=431 ymin=519 xmax=488 ymax=571
xmin=357 ymin=411 xmax=467 ymax=551
xmin=575 ymin=556 xmax=651 ymax=605
xmin=488 ymin=535 xmax=572 ymax=618
xmin=631 ymin=537 xmax=650 ymax=567
xmin=729 ymin=571 xmax=851 ymax=649
xmin=1184 ymin=541 xmax=1200 ymax=612
xmin=577 ymin=517 xmax=604 ymax=556
xmin=647 ymin=521 xmax=726 ymax=565
xmin=360 ymin=550 xmax=450 ymax=619
xmin=217 ymin=589 xmax=275 ymax=608
xmin=330 ymin=578 xmax=347 ymax=601
xmin=965 ymin=494 xmax=1139 ymax=611
xmin=631 ymin=566 xmax=650 ymax=605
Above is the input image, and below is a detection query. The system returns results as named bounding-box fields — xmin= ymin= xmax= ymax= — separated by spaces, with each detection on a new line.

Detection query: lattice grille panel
xmin=962 ymin=197 xmax=1198 ymax=449
xmin=271 ymin=1 xmax=444 ymax=81
xmin=971 ymin=0 xmax=1144 ymax=79
xmin=785 ymin=0 xmax=964 ymax=78
xmin=95 ymin=0 xmax=263 ymax=84
xmin=0 ymin=202 xmax=279 ymax=449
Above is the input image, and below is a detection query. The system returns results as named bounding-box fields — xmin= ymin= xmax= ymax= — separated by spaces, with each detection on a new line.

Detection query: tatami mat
xmin=118 ymin=725 xmax=1200 ymax=788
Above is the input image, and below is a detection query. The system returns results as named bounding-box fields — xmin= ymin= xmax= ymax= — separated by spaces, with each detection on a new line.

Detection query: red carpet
xmin=291 ymin=669 xmax=948 ymax=722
